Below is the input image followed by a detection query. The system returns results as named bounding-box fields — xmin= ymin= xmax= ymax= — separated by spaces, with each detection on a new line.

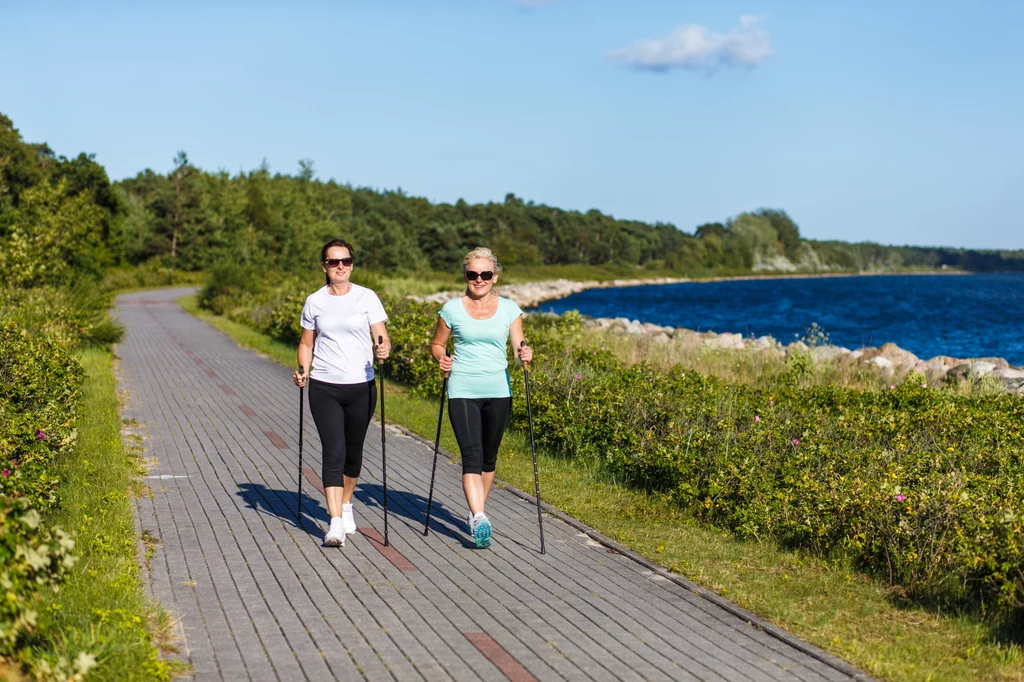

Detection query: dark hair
xmin=320 ymin=239 xmax=355 ymax=285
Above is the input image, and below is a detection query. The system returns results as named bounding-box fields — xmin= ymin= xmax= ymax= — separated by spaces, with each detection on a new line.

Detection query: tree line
xmin=3 ymin=111 xmax=1023 ymax=284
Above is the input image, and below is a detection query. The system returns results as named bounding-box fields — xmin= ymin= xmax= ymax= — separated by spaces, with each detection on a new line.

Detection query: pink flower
xmin=600 ymin=346 xmax=605 ymax=351
xmin=35 ymin=430 xmax=46 ymax=440
xmin=889 ymin=385 xmax=896 ymax=390
xmin=895 ymin=494 xmax=906 ymax=502
xmin=920 ymin=383 xmax=927 ymax=389
xmin=574 ymin=374 xmax=581 ymax=380
xmin=754 ymin=416 xmax=761 ymax=423
xmin=1 ymin=470 xmax=8 ymax=478
xmin=792 ymin=438 xmax=800 ymax=446
xmin=769 ymin=399 xmax=774 ymax=406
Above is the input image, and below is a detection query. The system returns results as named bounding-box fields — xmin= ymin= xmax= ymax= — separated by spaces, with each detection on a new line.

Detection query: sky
xmin=2 ymin=1 xmax=1022 ymax=249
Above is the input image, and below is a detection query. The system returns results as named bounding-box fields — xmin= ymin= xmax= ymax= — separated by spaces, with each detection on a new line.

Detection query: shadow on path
xmin=236 ymin=482 xmax=329 ymax=536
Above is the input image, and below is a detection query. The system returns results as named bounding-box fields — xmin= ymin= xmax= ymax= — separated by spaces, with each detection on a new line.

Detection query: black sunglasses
xmin=465 ymin=270 xmax=494 ymax=281
xmin=324 ymin=257 xmax=354 ymax=268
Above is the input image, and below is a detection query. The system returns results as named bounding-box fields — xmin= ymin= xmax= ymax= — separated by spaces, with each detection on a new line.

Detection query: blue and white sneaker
xmin=472 ymin=513 xmax=492 ymax=548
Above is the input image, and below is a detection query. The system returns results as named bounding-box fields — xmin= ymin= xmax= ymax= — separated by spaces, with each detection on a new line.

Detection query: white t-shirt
xmin=300 ymin=284 xmax=388 ymax=384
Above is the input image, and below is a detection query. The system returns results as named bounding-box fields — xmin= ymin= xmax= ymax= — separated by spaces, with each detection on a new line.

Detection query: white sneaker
xmin=467 ymin=511 xmax=476 ymax=533
xmin=342 ymin=503 xmax=357 ymax=535
xmin=324 ymin=517 xmax=345 ymax=547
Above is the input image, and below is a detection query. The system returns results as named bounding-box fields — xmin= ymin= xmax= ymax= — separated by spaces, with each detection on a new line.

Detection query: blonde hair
xmin=462 ymin=247 xmax=502 ymax=273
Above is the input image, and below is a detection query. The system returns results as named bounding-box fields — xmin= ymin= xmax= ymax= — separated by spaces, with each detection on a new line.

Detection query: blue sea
xmin=534 ymin=273 xmax=1024 ymax=366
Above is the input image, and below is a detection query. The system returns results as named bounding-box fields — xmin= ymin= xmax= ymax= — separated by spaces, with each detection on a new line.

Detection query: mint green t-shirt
xmin=438 ymin=296 xmax=524 ymax=399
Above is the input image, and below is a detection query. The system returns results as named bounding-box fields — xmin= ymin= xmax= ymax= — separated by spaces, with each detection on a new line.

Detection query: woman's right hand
xmin=293 ymin=369 xmax=308 ymax=387
xmin=437 ymin=353 xmax=453 ymax=373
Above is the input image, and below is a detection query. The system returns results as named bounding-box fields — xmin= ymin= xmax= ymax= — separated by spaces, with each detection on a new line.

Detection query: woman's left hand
xmin=374 ymin=342 xmax=391 ymax=361
xmin=517 ymin=344 xmax=533 ymax=364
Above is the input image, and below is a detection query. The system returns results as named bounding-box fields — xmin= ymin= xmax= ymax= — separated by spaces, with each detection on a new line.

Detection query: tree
xmin=755 ymin=208 xmax=801 ymax=259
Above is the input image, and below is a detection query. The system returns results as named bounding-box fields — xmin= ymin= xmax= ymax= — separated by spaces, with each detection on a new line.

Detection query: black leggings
xmin=308 ymin=378 xmax=376 ymax=487
xmin=448 ymin=397 xmax=512 ymax=475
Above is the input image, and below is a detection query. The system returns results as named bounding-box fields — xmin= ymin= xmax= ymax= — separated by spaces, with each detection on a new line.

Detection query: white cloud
xmin=610 ymin=15 xmax=772 ymax=73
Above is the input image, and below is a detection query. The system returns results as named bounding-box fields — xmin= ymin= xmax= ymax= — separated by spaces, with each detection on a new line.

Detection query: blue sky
xmin=2 ymin=1 xmax=1021 ymax=249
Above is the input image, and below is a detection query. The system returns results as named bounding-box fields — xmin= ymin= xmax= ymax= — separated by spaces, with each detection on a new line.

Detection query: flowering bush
xmin=0 ymin=323 xmax=83 ymax=511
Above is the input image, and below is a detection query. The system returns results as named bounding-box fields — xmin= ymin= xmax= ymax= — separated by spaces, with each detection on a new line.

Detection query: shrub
xmin=516 ymin=348 xmax=1024 ymax=620
xmin=0 ymin=323 xmax=83 ymax=512
xmin=0 ymin=497 xmax=77 ymax=660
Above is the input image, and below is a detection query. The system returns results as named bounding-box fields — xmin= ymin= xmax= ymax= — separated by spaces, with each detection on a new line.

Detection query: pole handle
xmin=443 ymin=348 xmax=451 ymax=379
xmin=519 ymin=339 xmax=530 ymax=373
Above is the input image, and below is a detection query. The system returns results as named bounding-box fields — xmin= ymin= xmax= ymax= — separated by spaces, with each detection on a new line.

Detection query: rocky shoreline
xmin=413 ymin=277 xmax=690 ymax=309
xmin=412 ymin=277 xmax=1023 ymax=396
xmin=583 ymin=316 xmax=1024 ymax=396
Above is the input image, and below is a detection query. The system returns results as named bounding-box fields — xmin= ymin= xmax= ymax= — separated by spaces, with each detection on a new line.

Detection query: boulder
xmin=870 ymin=356 xmax=894 ymax=374
xmin=705 ymin=332 xmax=744 ymax=350
xmin=674 ymin=329 xmax=703 ymax=347
xmin=811 ymin=345 xmax=847 ymax=362
xmin=970 ymin=360 xmax=997 ymax=378
xmin=946 ymin=364 xmax=971 ymax=382
xmin=992 ymin=367 xmax=1024 ymax=392
xmin=878 ymin=342 xmax=920 ymax=366
xmin=926 ymin=364 xmax=950 ymax=383
xmin=785 ymin=341 xmax=809 ymax=357
xmin=976 ymin=357 xmax=1010 ymax=369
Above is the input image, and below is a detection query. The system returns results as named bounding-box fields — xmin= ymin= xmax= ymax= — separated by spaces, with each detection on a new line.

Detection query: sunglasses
xmin=465 ymin=271 xmax=494 ymax=281
xmin=323 ymin=257 xmax=354 ymax=268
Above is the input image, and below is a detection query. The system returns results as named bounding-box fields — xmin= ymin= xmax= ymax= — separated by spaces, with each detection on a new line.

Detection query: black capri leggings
xmin=448 ymin=397 xmax=512 ymax=475
xmin=307 ymin=378 xmax=377 ymax=487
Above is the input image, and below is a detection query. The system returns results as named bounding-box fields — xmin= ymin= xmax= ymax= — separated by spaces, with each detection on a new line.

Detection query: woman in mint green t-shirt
xmin=430 ymin=247 xmax=533 ymax=548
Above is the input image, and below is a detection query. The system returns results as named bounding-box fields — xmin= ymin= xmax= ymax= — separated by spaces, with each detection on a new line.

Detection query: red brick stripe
xmin=218 ymin=384 xmax=234 ymax=396
xmin=193 ymin=358 xmax=203 ymax=365
xmin=359 ymin=528 xmax=418 ymax=573
xmin=205 ymin=369 xmax=217 ymax=377
xmin=184 ymin=349 xmax=193 ymax=356
xmin=301 ymin=467 xmax=325 ymax=494
xmin=239 ymin=405 xmax=257 ymax=419
xmin=463 ymin=633 xmax=537 ymax=682
xmin=265 ymin=431 xmax=288 ymax=449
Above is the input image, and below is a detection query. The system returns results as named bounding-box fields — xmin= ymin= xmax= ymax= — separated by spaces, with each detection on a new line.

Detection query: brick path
xmin=115 ymin=289 xmax=872 ymax=682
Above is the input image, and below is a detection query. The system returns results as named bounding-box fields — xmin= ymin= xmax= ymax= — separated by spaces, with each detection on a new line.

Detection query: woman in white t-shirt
xmin=293 ymin=239 xmax=390 ymax=547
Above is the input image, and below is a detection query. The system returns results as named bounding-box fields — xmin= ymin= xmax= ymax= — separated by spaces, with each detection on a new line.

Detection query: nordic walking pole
xmin=520 ymin=340 xmax=546 ymax=554
xmin=377 ymin=336 xmax=389 ymax=546
xmin=423 ymin=349 xmax=451 ymax=536
xmin=296 ymin=364 xmax=305 ymax=524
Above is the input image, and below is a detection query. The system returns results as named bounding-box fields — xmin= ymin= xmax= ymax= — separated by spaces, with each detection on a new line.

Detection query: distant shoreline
xmin=490 ymin=269 xmax=972 ymax=309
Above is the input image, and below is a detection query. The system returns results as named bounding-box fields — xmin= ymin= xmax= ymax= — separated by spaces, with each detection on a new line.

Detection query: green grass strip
xmin=179 ymin=295 xmax=1023 ymax=682
xmin=35 ymin=348 xmax=182 ymax=681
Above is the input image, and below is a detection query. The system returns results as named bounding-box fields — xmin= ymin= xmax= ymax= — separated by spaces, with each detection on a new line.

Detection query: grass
xmin=180 ymin=295 xmax=1024 ymax=682
xmin=35 ymin=348 xmax=184 ymax=681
